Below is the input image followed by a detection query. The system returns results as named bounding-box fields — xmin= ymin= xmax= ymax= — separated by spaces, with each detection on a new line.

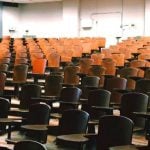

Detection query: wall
xmin=122 ymin=0 xmax=145 ymax=38
xmin=145 ymin=0 xmax=150 ymax=36
xmin=2 ymin=1 xmax=63 ymax=37
xmin=0 ymin=3 xmax=2 ymax=38
xmin=1 ymin=0 xmax=149 ymax=46
xmin=80 ymin=0 xmax=145 ymax=46
xmin=62 ymin=0 xmax=79 ymax=37
xmin=2 ymin=5 xmax=20 ymax=37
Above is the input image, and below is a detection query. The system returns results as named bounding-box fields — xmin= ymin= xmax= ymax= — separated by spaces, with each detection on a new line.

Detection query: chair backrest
xmin=0 ymin=72 xmax=6 ymax=94
xmin=59 ymin=87 xmax=82 ymax=102
xmin=81 ymin=76 xmax=100 ymax=87
xmin=0 ymin=64 xmax=9 ymax=72
xmin=119 ymin=67 xmax=139 ymax=89
xmin=15 ymin=58 xmax=28 ymax=65
xmin=79 ymin=58 xmax=94 ymax=74
xmin=59 ymin=109 xmax=89 ymax=135
xmin=58 ymin=87 xmax=82 ymax=112
xmin=27 ymin=103 xmax=51 ymax=125
xmin=120 ymin=92 xmax=149 ymax=128
xmin=14 ymin=140 xmax=47 ymax=150
xmin=88 ymin=89 xmax=111 ymax=107
xmin=47 ymin=52 xmax=60 ymax=68
xmin=0 ymin=97 xmax=10 ymax=118
xmin=135 ymin=79 xmax=150 ymax=93
xmin=129 ymin=60 xmax=146 ymax=77
xmin=119 ymin=67 xmax=139 ymax=78
xmin=86 ymin=89 xmax=111 ymax=120
xmin=19 ymin=84 xmax=41 ymax=109
xmin=13 ymin=64 xmax=28 ymax=83
xmin=101 ymin=58 xmax=116 ymax=75
xmin=88 ymin=65 xmax=105 ymax=77
xmin=145 ymin=69 xmax=150 ymax=79
xmin=97 ymin=115 xmax=134 ymax=150
xmin=88 ymin=65 xmax=106 ymax=87
xmin=64 ymin=65 xmax=80 ymax=85
xmin=32 ymin=58 xmax=47 ymax=74
xmin=104 ymin=77 xmax=127 ymax=92
xmin=45 ymin=75 xmax=63 ymax=96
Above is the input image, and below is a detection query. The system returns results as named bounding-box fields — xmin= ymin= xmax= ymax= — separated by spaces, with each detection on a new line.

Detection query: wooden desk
xmin=133 ymin=112 xmax=150 ymax=148
xmin=109 ymin=145 xmax=138 ymax=150
xmin=21 ymin=124 xmax=49 ymax=144
xmin=56 ymin=133 xmax=89 ymax=149
xmin=0 ymin=118 xmax=22 ymax=139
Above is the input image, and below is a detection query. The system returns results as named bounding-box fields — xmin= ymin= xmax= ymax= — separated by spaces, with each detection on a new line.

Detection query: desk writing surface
xmin=109 ymin=145 xmax=138 ymax=150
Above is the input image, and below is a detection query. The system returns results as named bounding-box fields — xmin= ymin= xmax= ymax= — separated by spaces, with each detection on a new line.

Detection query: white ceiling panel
xmin=0 ymin=0 xmax=62 ymax=3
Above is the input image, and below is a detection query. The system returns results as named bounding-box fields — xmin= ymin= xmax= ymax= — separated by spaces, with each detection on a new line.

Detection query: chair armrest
xmin=61 ymin=83 xmax=75 ymax=87
xmin=113 ymin=88 xmax=134 ymax=94
xmin=79 ymin=98 xmax=88 ymax=104
xmin=59 ymin=101 xmax=81 ymax=106
xmin=40 ymin=95 xmax=60 ymax=100
xmin=84 ymin=133 xmax=98 ymax=140
xmin=10 ymin=103 xmax=20 ymax=108
xmin=91 ymin=106 xmax=114 ymax=115
xmin=128 ymin=76 xmax=143 ymax=81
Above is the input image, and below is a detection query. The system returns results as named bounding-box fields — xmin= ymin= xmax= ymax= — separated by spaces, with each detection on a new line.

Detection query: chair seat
xmin=109 ymin=145 xmax=138 ymax=150
xmin=88 ymin=119 xmax=99 ymax=125
xmin=56 ymin=134 xmax=89 ymax=144
xmin=50 ymin=113 xmax=62 ymax=119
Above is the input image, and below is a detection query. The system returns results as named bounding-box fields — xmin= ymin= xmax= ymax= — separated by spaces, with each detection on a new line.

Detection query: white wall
xmin=122 ymin=0 xmax=145 ymax=38
xmin=80 ymin=0 xmax=145 ymax=47
xmin=2 ymin=1 xmax=63 ymax=37
xmin=20 ymin=2 xmax=63 ymax=37
xmin=2 ymin=0 xmax=150 ymax=47
xmin=62 ymin=0 xmax=79 ymax=37
xmin=145 ymin=0 xmax=150 ymax=36
xmin=2 ymin=6 xmax=20 ymax=37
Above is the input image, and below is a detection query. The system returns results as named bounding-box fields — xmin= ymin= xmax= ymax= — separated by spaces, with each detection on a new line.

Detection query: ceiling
xmin=0 ymin=0 xmax=62 ymax=3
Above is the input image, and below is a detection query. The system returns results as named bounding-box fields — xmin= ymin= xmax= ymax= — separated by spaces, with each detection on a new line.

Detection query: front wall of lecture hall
xmin=0 ymin=0 xmax=150 ymax=47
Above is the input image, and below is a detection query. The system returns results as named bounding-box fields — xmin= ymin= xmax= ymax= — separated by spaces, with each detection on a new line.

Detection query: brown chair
xmin=0 ymin=72 xmax=7 ymax=96
xmin=50 ymin=87 xmax=82 ymax=120
xmin=118 ymin=67 xmax=139 ymax=89
xmin=0 ymin=64 xmax=9 ymax=72
xmin=79 ymin=58 xmax=94 ymax=74
xmin=47 ymin=52 xmax=61 ymax=73
xmin=135 ymin=79 xmax=150 ymax=110
xmin=14 ymin=140 xmax=47 ymax=150
xmin=104 ymin=77 xmax=127 ymax=105
xmin=95 ymin=115 xmax=134 ymax=150
xmin=88 ymin=65 xmax=106 ymax=87
xmin=120 ymin=92 xmax=149 ymax=130
xmin=44 ymin=75 xmax=63 ymax=97
xmin=13 ymin=64 xmax=28 ymax=84
xmin=12 ymin=64 xmax=29 ymax=97
xmin=8 ymin=103 xmax=51 ymax=144
xmin=0 ymin=97 xmax=10 ymax=134
xmin=80 ymin=76 xmax=100 ymax=99
xmin=56 ymin=109 xmax=89 ymax=149
xmin=19 ymin=84 xmax=42 ymax=109
xmin=63 ymin=65 xmax=80 ymax=86
xmin=82 ymin=89 xmax=111 ymax=133
xmin=101 ymin=58 xmax=116 ymax=76
xmin=145 ymin=69 xmax=150 ymax=79
xmin=14 ymin=58 xmax=28 ymax=65
xmin=129 ymin=60 xmax=147 ymax=77
xmin=32 ymin=58 xmax=47 ymax=74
